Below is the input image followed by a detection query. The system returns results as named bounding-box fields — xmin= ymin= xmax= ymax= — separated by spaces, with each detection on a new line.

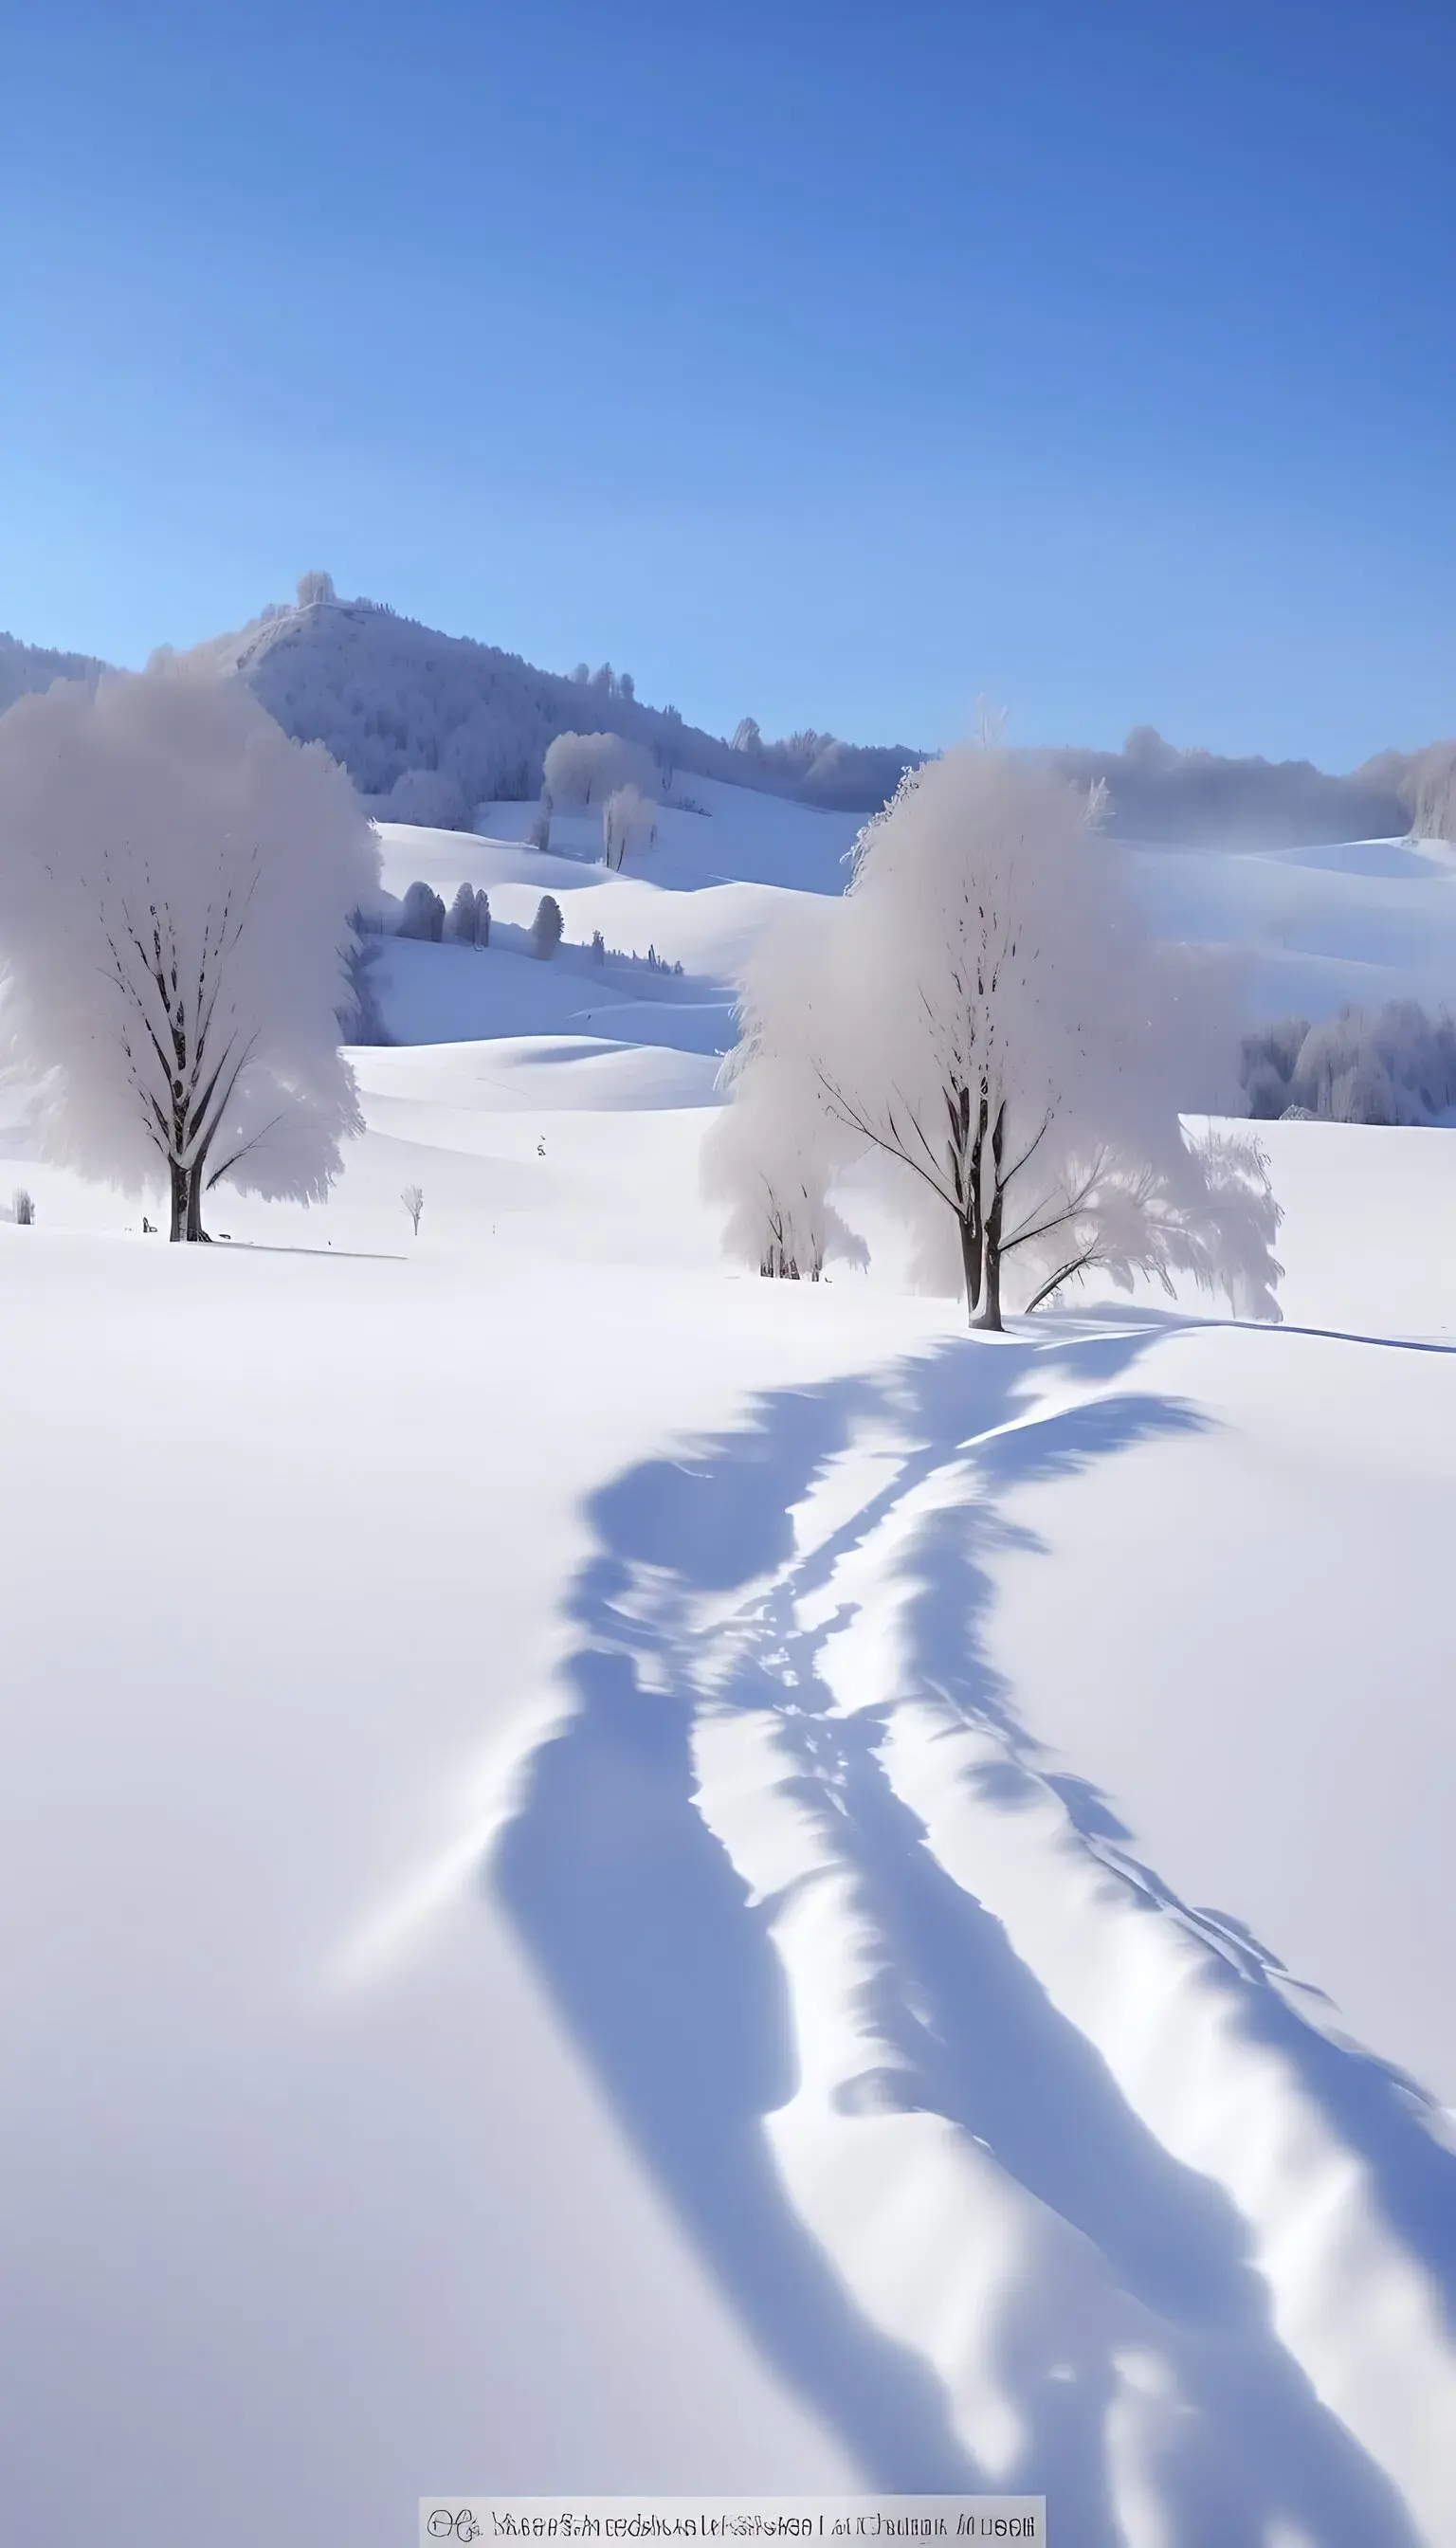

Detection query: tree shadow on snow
xmin=492 ymin=1326 xmax=1445 ymax=2540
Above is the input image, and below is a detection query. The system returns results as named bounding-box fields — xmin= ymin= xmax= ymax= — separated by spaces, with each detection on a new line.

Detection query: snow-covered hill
xmin=3 ymin=774 xmax=1455 ymax=2547
xmin=176 ymin=591 xmax=919 ymax=818
xmin=364 ymin=779 xmax=1456 ymax=1059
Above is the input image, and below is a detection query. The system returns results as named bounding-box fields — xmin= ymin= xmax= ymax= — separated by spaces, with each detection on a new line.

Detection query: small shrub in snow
xmin=531 ymin=895 xmax=564 ymax=960
xmin=12 ymin=1187 xmax=35 ymax=1226
xmin=397 ymin=881 xmax=446 ymax=942
xmin=401 ymin=1183 xmax=424 ymax=1236
xmin=528 ymin=805 xmax=552 ymax=853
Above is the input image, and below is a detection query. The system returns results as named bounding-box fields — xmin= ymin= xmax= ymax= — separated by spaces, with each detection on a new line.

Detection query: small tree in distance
xmin=446 ymin=882 xmax=480 ymax=945
xmin=402 ymin=1184 xmax=424 ymax=1236
xmin=602 ymin=784 xmax=657 ymax=870
xmin=398 ymin=881 xmax=446 ymax=941
xmin=542 ymin=731 xmax=654 ymax=810
xmin=475 ymin=888 xmax=491 ymax=947
xmin=531 ymin=895 xmax=564 ymax=960
xmin=11 ymin=1188 xmax=35 ymax=1226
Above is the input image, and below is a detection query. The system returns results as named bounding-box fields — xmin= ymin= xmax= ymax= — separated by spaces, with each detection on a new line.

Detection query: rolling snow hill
xmin=2 ymin=775 xmax=1455 ymax=2547
xmin=364 ymin=778 xmax=1456 ymax=1058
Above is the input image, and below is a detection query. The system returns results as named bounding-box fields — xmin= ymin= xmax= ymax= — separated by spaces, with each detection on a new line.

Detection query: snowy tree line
xmin=1 ymin=630 xmax=110 ymax=719
xmin=706 ymin=747 xmax=1283 ymax=1325
xmin=1241 ymin=1002 xmax=1456 ymax=1125
xmin=378 ymin=876 xmax=680 ymax=975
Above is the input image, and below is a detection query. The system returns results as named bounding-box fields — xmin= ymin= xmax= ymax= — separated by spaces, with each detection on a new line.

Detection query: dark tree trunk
xmin=958 ymin=1215 xmax=981 ymax=1319
xmin=168 ymin=1158 xmax=188 ymax=1243
xmin=974 ymin=1223 xmax=1004 ymax=1331
xmin=973 ymin=1103 xmax=1007 ymax=1333
xmin=184 ymin=1168 xmax=208 ymax=1243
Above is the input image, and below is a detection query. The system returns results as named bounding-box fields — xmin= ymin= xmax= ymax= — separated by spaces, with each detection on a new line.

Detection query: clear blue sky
xmin=2 ymin=0 xmax=1451 ymax=768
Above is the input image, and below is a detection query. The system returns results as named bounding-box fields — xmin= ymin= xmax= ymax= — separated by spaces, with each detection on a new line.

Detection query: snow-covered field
xmin=2 ymin=781 xmax=1454 ymax=2547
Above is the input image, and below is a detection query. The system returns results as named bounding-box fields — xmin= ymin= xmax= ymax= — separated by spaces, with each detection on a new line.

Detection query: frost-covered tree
xmin=732 ymin=717 xmax=762 ymax=755
xmin=542 ymin=730 xmax=654 ymax=810
xmin=702 ymin=1072 xmax=866 ymax=1282
xmin=296 ymin=570 xmax=337 ymax=609
xmin=590 ymin=929 xmax=606 ymax=966
xmin=1243 ymin=1000 xmax=1456 ymax=1124
xmin=531 ymin=894 xmax=564 ymax=960
xmin=401 ymin=1183 xmax=424 ymax=1235
xmin=590 ymin=663 xmax=614 ymax=693
xmin=711 ymin=747 xmax=1281 ymax=1328
xmin=528 ymin=805 xmax=552 ymax=852
xmin=474 ymin=887 xmax=491 ymax=947
xmin=602 ymin=783 xmax=657 ymax=870
xmin=0 ymin=669 xmax=376 ymax=1241
xmin=397 ymin=881 xmax=446 ymax=941
xmin=446 ymin=882 xmax=480 ymax=945
xmin=386 ymin=767 xmax=470 ymax=830
xmin=11 ymin=1186 xmax=34 ymax=1226
xmin=619 ymin=672 xmax=635 ymax=702
xmin=571 ymin=663 xmax=591 ymax=688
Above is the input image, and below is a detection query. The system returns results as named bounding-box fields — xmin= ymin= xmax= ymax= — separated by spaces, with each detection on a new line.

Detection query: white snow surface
xmin=3 ymin=779 xmax=1455 ymax=2547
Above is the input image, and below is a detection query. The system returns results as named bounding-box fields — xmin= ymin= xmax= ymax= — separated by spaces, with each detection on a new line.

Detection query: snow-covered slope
xmin=180 ymin=592 xmax=918 ymax=815
xmin=3 ymin=776 xmax=1456 ymax=2548
xmin=367 ymin=785 xmax=1456 ymax=1061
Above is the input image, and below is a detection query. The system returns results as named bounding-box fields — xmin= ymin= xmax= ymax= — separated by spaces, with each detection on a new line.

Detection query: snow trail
xmin=496 ymin=1324 xmax=1456 ymax=2544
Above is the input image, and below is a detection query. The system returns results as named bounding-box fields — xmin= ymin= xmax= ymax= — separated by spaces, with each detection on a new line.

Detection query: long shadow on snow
xmin=894 ymin=1375 xmax=1456 ymax=2356
xmin=494 ymin=1375 xmax=977 ymax=2487
xmin=492 ymin=1329 xmax=1436 ymax=2536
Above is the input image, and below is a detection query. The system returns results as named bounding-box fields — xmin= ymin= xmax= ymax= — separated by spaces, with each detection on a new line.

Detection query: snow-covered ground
xmin=2 ymin=780 xmax=1454 ymax=2547
xmin=367 ymin=789 xmax=1456 ymax=1052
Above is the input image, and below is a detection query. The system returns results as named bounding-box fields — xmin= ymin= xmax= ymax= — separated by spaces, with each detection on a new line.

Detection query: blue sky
xmin=3 ymin=0 xmax=1451 ymax=767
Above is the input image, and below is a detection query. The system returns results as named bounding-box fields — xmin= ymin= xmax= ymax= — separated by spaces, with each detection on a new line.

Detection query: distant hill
xmin=4 ymin=579 xmax=1447 ymax=846
xmin=0 ymin=631 xmax=110 ymax=718
xmin=172 ymin=578 xmax=920 ymax=822
xmin=156 ymin=585 xmax=1456 ymax=846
